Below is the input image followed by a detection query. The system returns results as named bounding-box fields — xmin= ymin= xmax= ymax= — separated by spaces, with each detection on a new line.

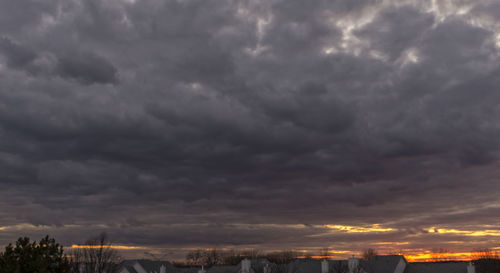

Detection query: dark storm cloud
xmin=0 ymin=1 xmax=57 ymax=34
xmin=56 ymin=52 xmax=118 ymax=84
xmin=0 ymin=37 xmax=38 ymax=70
xmin=355 ymin=6 xmax=434 ymax=61
xmin=1 ymin=0 xmax=500 ymax=257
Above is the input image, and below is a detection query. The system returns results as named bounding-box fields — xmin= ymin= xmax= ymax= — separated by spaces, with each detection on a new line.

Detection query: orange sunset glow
xmin=297 ymin=249 xmax=494 ymax=262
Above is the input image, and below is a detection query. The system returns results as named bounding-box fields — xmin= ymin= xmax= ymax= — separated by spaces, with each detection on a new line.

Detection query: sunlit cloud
xmin=374 ymin=242 xmax=410 ymax=245
xmin=325 ymin=224 xmax=394 ymax=233
xmin=0 ymin=224 xmax=52 ymax=231
xmin=427 ymin=227 xmax=500 ymax=237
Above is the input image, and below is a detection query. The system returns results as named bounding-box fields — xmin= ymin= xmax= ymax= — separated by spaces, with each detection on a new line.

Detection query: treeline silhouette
xmin=0 ymin=233 xmax=120 ymax=273
xmin=2 ymin=235 xmax=500 ymax=273
xmin=472 ymin=249 xmax=500 ymax=273
xmin=181 ymin=249 xmax=299 ymax=267
xmin=179 ymin=247 xmax=381 ymax=267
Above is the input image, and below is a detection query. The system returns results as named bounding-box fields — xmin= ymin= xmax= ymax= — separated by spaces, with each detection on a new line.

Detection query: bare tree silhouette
xmin=69 ymin=233 xmax=122 ymax=273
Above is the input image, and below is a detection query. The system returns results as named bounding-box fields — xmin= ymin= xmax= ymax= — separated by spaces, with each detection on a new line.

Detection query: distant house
xmin=336 ymin=255 xmax=475 ymax=273
xmin=405 ymin=260 xmax=475 ymax=273
xmin=284 ymin=256 xmax=407 ymax=273
xmin=119 ymin=256 xmax=476 ymax=273
xmin=359 ymin=255 xmax=408 ymax=273
xmin=120 ymin=259 xmax=248 ymax=273
xmin=120 ymin=260 xmax=171 ymax=273
xmin=329 ymin=255 xmax=475 ymax=273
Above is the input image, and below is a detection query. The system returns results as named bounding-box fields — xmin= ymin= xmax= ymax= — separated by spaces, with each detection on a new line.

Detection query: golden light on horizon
xmin=404 ymin=251 xmax=476 ymax=262
xmin=296 ymin=249 xmax=483 ymax=263
xmin=71 ymin=244 xmax=145 ymax=250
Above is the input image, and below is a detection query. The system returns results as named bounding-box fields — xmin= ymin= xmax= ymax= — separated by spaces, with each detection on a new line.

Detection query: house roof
xmin=121 ymin=256 xmax=472 ymax=273
xmin=121 ymin=260 xmax=139 ymax=273
xmin=276 ymin=256 xmax=406 ymax=273
xmin=288 ymin=259 xmax=322 ymax=273
xmin=405 ymin=262 xmax=468 ymax=273
xmin=121 ymin=260 xmax=173 ymax=273
xmin=361 ymin=255 xmax=405 ymax=273
xmin=207 ymin=265 xmax=239 ymax=273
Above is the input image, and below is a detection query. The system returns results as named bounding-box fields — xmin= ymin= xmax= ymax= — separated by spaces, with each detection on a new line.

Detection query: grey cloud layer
xmin=1 ymin=0 xmax=500 ymax=255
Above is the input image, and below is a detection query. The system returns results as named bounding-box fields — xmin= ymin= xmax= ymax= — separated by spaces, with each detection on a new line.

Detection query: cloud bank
xmin=1 ymin=0 xmax=500 ymax=259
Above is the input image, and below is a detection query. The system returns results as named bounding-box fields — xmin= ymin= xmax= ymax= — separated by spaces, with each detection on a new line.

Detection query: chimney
xmin=348 ymin=257 xmax=359 ymax=273
xmin=79 ymin=263 xmax=85 ymax=273
xmin=467 ymin=262 xmax=476 ymax=273
xmin=263 ymin=263 xmax=271 ymax=273
xmin=321 ymin=259 xmax=329 ymax=273
xmin=133 ymin=262 xmax=147 ymax=273
xmin=198 ymin=265 xmax=206 ymax=273
xmin=241 ymin=259 xmax=252 ymax=273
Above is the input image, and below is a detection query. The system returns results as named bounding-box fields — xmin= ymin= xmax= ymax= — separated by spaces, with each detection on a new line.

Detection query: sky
xmin=1 ymin=0 xmax=500 ymax=262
